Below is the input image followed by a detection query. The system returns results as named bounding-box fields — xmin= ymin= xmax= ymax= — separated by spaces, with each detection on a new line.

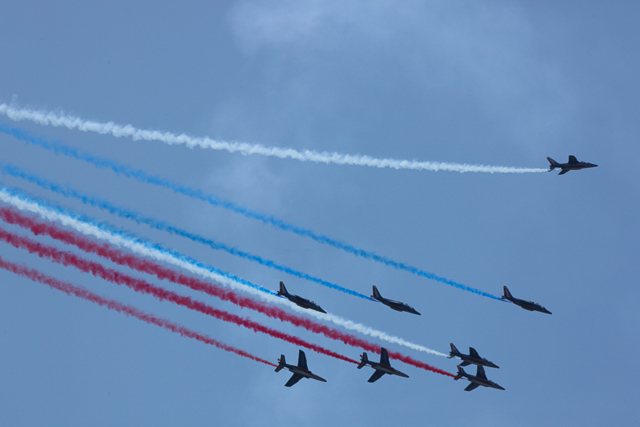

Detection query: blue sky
xmin=0 ymin=1 xmax=638 ymax=426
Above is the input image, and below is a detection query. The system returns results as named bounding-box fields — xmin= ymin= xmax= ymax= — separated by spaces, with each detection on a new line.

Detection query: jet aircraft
xmin=502 ymin=286 xmax=552 ymax=314
xmin=357 ymin=347 xmax=409 ymax=383
xmin=547 ymin=155 xmax=598 ymax=175
xmin=454 ymin=365 xmax=505 ymax=392
xmin=277 ymin=281 xmax=326 ymax=313
xmin=449 ymin=343 xmax=499 ymax=369
xmin=371 ymin=286 xmax=420 ymax=315
xmin=275 ymin=349 xmax=327 ymax=387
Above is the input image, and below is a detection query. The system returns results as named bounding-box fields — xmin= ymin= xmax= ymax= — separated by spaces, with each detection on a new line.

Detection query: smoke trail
xmin=0 ymin=161 xmax=370 ymax=300
xmin=0 ymin=255 xmax=275 ymax=366
xmin=0 ymin=104 xmax=547 ymax=173
xmin=0 ymin=205 xmax=449 ymax=359
xmin=0 ymin=125 xmax=501 ymax=300
xmin=0 ymin=190 xmax=450 ymax=357
xmin=1 ymin=227 xmax=454 ymax=376
xmin=0 ymin=227 xmax=358 ymax=365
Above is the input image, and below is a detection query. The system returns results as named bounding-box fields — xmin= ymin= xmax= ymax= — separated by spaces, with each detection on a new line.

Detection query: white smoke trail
xmin=0 ymin=188 xmax=447 ymax=357
xmin=0 ymin=104 xmax=546 ymax=173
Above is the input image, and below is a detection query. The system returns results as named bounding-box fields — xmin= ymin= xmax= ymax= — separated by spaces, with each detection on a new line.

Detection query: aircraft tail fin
xmin=357 ymin=352 xmax=368 ymax=369
xmin=502 ymin=286 xmax=513 ymax=300
xmin=278 ymin=281 xmax=288 ymax=296
xmin=275 ymin=355 xmax=286 ymax=372
xmin=547 ymin=157 xmax=559 ymax=171
xmin=454 ymin=366 xmax=465 ymax=381
xmin=449 ymin=343 xmax=459 ymax=358
xmin=372 ymin=286 xmax=382 ymax=300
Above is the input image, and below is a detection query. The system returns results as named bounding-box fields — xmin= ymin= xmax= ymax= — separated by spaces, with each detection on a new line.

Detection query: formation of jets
xmin=273 ymin=155 xmax=593 ymax=390
xmin=276 ymin=347 xmax=408 ymax=387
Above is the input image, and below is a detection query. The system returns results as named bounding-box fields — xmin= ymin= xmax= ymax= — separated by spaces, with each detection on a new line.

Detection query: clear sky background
xmin=0 ymin=1 xmax=638 ymax=426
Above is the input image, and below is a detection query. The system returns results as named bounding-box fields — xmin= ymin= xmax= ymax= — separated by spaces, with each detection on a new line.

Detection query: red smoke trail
xmin=0 ymin=226 xmax=357 ymax=365
xmin=0 ymin=255 xmax=275 ymax=366
xmin=0 ymin=206 xmax=454 ymax=377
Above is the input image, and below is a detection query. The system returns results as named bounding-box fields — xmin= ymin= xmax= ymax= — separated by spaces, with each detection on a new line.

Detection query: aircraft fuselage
xmin=457 ymin=355 xmax=499 ymax=369
xmin=278 ymin=282 xmax=327 ymax=313
xmin=371 ymin=286 xmax=420 ymax=315
xmin=547 ymin=156 xmax=597 ymax=175
xmin=463 ymin=374 xmax=505 ymax=391
xmin=366 ymin=362 xmax=409 ymax=378
xmin=281 ymin=363 xmax=327 ymax=383
xmin=505 ymin=297 xmax=552 ymax=314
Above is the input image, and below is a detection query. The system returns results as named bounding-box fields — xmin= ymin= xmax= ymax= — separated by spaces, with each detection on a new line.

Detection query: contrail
xmin=0 ymin=161 xmax=370 ymax=300
xmin=0 ymin=103 xmax=547 ymax=173
xmin=0 ymin=224 xmax=453 ymax=376
xmin=0 ymin=125 xmax=502 ymax=300
xmin=0 ymin=188 xmax=449 ymax=358
xmin=0 ymin=206 xmax=449 ymax=359
xmin=0 ymin=226 xmax=358 ymax=365
xmin=0 ymin=255 xmax=275 ymax=366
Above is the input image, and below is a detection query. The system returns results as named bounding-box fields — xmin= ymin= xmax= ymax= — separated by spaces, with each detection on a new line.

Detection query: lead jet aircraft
xmin=275 ymin=349 xmax=327 ymax=387
xmin=277 ymin=281 xmax=326 ymax=313
xmin=502 ymin=286 xmax=552 ymax=314
xmin=449 ymin=343 xmax=499 ymax=369
xmin=371 ymin=286 xmax=420 ymax=315
xmin=357 ymin=347 xmax=409 ymax=383
xmin=454 ymin=365 xmax=505 ymax=391
xmin=547 ymin=155 xmax=598 ymax=175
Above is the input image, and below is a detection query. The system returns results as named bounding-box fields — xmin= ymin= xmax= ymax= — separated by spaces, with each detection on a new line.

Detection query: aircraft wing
xmin=297 ymin=350 xmax=308 ymax=371
xmin=285 ymin=373 xmax=304 ymax=387
xmin=459 ymin=360 xmax=471 ymax=367
xmin=476 ymin=365 xmax=487 ymax=380
xmin=568 ymin=155 xmax=578 ymax=164
xmin=368 ymin=370 xmax=386 ymax=383
xmin=380 ymin=348 xmax=390 ymax=366
xmin=558 ymin=169 xmax=569 ymax=175
xmin=464 ymin=383 xmax=479 ymax=391
xmin=469 ymin=347 xmax=480 ymax=358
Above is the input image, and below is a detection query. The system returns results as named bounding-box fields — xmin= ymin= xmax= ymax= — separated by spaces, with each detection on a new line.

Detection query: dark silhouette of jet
xmin=277 ymin=281 xmax=326 ymax=313
xmin=502 ymin=286 xmax=552 ymax=314
xmin=275 ymin=349 xmax=327 ymax=387
xmin=547 ymin=155 xmax=597 ymax=175
xmin=357 ymin=347 xmax=409 ymax=383
xmin=449 ymin=343 xmax=499 ymax=369
xmin=454 ymin=365 xmax=504 ymax=391
xmin=371 ymin=286 xmax=420 ymax=315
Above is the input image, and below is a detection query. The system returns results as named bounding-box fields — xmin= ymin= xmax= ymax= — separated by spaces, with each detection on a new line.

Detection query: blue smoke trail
xmin=0 ymin=184 xmax=277 ymax=297
xmin=0 ymin=161 xmax=371 ymax=300
xmin=0 ymin=124 xmax=501 ymax=300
